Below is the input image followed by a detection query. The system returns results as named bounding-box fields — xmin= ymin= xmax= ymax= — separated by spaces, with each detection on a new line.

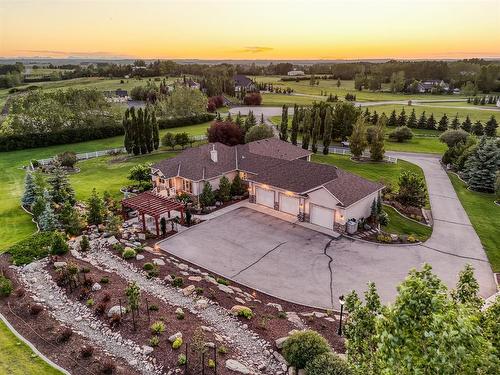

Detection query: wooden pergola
xmin=121 ymin=191 xmax=184 ymax=236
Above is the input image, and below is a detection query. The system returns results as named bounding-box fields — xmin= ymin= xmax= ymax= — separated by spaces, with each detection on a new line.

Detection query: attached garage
xmin=255 ymin=187 xmax=275 ymax=208
xmin=310 ymin=204 xmax=335 ymax=229
xmin=279 ymin=193 xmax=300 ymax=216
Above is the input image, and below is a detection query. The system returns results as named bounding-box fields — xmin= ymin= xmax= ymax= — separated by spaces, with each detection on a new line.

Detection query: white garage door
xmin=256 ymin=187 xmax=275 ymax=208
xmin=279 ymin=194 xmax=300 ymax=216
xmin=310 ymin=204 xmax=335 ymax=229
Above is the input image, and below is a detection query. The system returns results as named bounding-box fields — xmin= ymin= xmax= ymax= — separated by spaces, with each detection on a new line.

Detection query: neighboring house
xmin=151 ymin=138 xmax=383 ymax=230
xmin=287 ymin=70 xmax=305 ymax=76
xmin=103 ymin=89 xmax=129 ymax=102
xmin=184 ymin=77 xmax=201 ymax=90
xmin=416 ymin=80 xmax=450 ymax=93
xmin=234 ymin=75 xmax=257 ymax=93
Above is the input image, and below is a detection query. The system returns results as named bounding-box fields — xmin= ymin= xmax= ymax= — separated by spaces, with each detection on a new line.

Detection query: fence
xmin=35 ymin=147 xmax=126 ymax=167
xmin=329 ymin=147 xmax=398 ymax=163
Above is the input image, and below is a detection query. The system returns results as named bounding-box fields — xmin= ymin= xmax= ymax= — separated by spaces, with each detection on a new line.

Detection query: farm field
xmin=0 ymin=122 xmax=210 ymax=251
xmin=448 ymin=173 xmax=500 ymax=272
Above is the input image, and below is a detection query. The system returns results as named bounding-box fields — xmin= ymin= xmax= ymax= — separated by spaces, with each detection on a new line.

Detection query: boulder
xmin=225 ymin=359 xmax=250 ymax=374
xmin=182 ymin=285 xmax=196 ymax=296
xmin=152 ymin=258 xmax=165 ymax=266
xmin=218 ymin=284 xmax=234 ymax=294
xmin=275 ymin=336 xmax=289 ymax=349
xmin=136 ymin=254 xmax=145 ymax=260
xmin=91 ymin=283 xmax=102 ymax=292
xmin=267 ymin=302 xmax=283 ymax=312
xmin=273 ymin=351 xmax=288 ymax=365
xmin=168 ymin=332 xmax=182 ymax=343
xmin=142 ymin=345 xmax=154 ymax=355
xmin=107 ymin=305 xmax=126 ymax=318
xmin=53 ymin=262 xmax=67 ymax=268
xmin=107 ymin=236 xmax=118 ymax=245
xmin=178 ymin=263 xmax=189 ymax=271
xmin=138 ymin=233 xmax=146 ymax=240
xmin=204 ymin=275 xmax=218 ymax=285
xmin=188 ymin=276 xmax=202 ymax=282
xmin=196 ymin=299 xmax=209 ymax=309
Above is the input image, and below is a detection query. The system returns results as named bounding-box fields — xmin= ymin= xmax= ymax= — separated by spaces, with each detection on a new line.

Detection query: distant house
xmin=103 ymin=89 xmax=129 ymax=102
xmin=287 ymin=70 xmax=305 ymax=76
xmin=183 ymin=77 xmax=200 ymax=90
xmin=234 ymin=75 xmax=257 ymax=93
xmin=416 ymin=80 xmax=450 ymax=93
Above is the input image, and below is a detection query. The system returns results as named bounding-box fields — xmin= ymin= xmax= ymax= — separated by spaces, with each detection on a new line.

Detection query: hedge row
xmin=0 ymin=113 xmax=216 ymax=151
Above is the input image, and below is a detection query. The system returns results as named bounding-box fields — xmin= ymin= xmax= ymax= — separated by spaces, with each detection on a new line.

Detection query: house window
xmin=240 ymin=172 xmax=248 ymax=180
xmin=183 ymin=179 xmax=192 ymax=193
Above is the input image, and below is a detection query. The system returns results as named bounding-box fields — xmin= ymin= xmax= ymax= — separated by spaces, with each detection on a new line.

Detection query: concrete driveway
xmin=158 ymin=147 xmax=496 ymax=309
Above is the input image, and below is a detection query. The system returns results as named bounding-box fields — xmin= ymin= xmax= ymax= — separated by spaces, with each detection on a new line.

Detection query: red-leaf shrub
xmin=207 ymin=101 xmax=216 ymax=112
xmin=207 ymin=95 xmax=224 ymax=112
xmin=243 ymin=93 xmax=262 ymax=106
xmin=207 ymin=121 xmax=244 ymax=146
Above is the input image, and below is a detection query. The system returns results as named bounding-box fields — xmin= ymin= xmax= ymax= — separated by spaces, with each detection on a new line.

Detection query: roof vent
xmin=210 ymin=145 xmax=218 ymax=163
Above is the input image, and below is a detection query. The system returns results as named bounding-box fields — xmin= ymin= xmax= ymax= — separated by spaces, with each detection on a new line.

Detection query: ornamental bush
xmin=8 ymin=232 xmax=57 ymax=265
xmin=0 ymin=275 xmax=13 ymax=297
xmin=51 ymin=232 xmax=69 ymax=256
xmin=172 ymin=337 xmax=183 ymax=349
xmin=143 ymin=263 xmax=154 ymax=271
xmin=282 ymin=330 xmax=331 ymax=369
xmin=150 ymin=321 xmax=166 ymax=334
xmin=388 ymin=126 xmax=413 ymax=142
xmin=122 ymin=248 xmax=136 ymax=259
xmin=305 ymin=352 xmax=353 ymax=375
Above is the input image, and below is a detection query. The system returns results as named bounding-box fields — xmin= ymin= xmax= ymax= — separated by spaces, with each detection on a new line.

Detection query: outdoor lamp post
xmin=337 ymin=295 xmax=345 ymax=336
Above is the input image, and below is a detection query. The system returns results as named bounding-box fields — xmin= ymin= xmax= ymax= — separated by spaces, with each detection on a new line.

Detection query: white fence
xmin=330 ymin=147 xmax=398 ymax=163
xmin=36 ymin=147 xmax=126 ymax=166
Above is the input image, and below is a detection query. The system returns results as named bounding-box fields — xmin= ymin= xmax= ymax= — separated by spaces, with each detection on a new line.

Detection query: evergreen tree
xmin=349 ymin=117 xmax=368 ymax=159
xmin=370 ymin=114 xmax=386 ymax=161
xmin=461 ymin=115 xmax=472 ymax=132
xmin=311 ymin=109 xmax=321 ymax=153
xmin=218 ymin=176 xmax=231 ymax=202
xmin=397 ymin=108 xmax=407 ymax=127
xmin=32 ymin=189 xmax=49 ymax=220
xmin=48 ymin=167 xmax=75 ymax=206
xmin=387 ymin=110 xmax=397 ymax=127
xmin=38 ymin=202 xmax=58 ymax=231
xmin=259 ymin=113 xmax=265 ymax=125
xmin=301 ymin=109 xmax=312 ymax=150
xmin=451 ymin=264 xmax=482 ymax=309
xmin=417 ymin=111 xmax=427 ymax=129
xmin=51 ymin=232 xmax=69 ymax=256
xmin=199 ymin=182 xmax=215 ymax=208
xmin=280 ymin=104 xmax=288 ymax=141
xmin=230 ymin=174 xmax=245 ymax=196
xmin=290 ymin=104 xmax=299 ymax=145
xmin=484 ymin=115 xmax=498 ymax=137
xmin=472 ymin=120 xmax=484 ymax=136
xmin=21 ymin=173 xmax=37 ymax=207
xmin=235 ymin=112 xmax=243 ymax=128
xmin=122 ymin=106 xmax=158 ymax=155
xmin=337 ymin=78 xmax=341 ymax=87
xmin=426 ymin=113 xmax=437 ymax=130
xmin=363 ymin=107 xmax=371 ymax=120
xmin=226 ymin=112 xmax=233 ymax=122
xmin=407 ymin=109 xmax=417 ymax=128
xmin=59 ymin=201 xmax=82 ymax=236
xmin=152 ymin=111 xmax=159 ymax=150
xmin=87 ymin=188 xmax=105 ymax=225
xmin=450 ymin=114 xmax=460 ymax=130
xmin=370 ymin=110 xmax=379 ymax=125
xmin=322 ymin=107 xmax=333 ymax=155
xmin=437 ymin=114 xmax=449 ymax=131
xmin=244 ymin=111 xmax=257 ymax=132
xmin=463 ymin=137 xmax=499 ymax=192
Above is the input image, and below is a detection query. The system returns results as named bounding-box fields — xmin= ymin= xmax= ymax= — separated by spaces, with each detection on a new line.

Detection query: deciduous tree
xmin=349 ymin=117 xmax=367 ymax=159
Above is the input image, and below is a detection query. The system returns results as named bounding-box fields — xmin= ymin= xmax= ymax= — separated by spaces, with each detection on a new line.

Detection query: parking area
xmin=158 ymin=207 xmax=495 ymax=310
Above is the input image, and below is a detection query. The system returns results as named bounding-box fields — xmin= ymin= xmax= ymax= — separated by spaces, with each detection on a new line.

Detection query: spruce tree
xmin=280 ymin=104 xmax=288 ymax=141
xmin=235 ymin=112 xmax=243 ymax=128
xmin=59 ymin=201 xmax=82 ymax=236
xmin=226 ymin=112 xmax=233 ymax=122
xmin=87 ymin=188 xmax=105 ymax=225
xmin=397 ymin=108 xmax=407 ymax=127
xmin=472 ymin=121 xmax=484 ymax=136
xmin=322 ymin=107 xmax=333 ymax=155
xmin=244 ymin=111 xmax=257 ymax=131
xmin=387 ymin=110 xmax=397 ymax=127
xmin=290 ymin=104 xmax=299 ymax=145
xmin=199 ymin=182 xmax=215 ymax=208
xmin=22 ymin=173 xmax=38 ymax=207
xmin=260 ymin=113 xmax=265 ymax=125
xmin=371 ymin=110 xmax=379 ymax=125
xmin=310 ymin=109 xmax=321 ymax=153
xmin=364 ymin=107 xmax=371 ymax=120
xmin=407 ymin=109 xmax=417 ymax=128
xmin=32 ymin=189 xmax=50 ymax=220
xmin=484 ymin=115 xmax=498 ymax=137
xmin=437 ymin=114 xmax=449 ymax=131
xmin=462 ymin=137 xmax=499 ymax=192
xmin=349 ymin=117 xmax=368 ymax=159
xmin=301 ymin=109 xmax=312 ymax=150
xmin=426 ymin=113 xmax=437 ymax=130
xmin=370 ymin=114 xmax=386 ymax=161
xmin=450 ymin=114 xmax=460 ymax=130
xmin=152 ymin=110 xmax=159 ymax=150
xmin=38 ymin=202 xmax=58 ymax=231
xmin=417 ymin=111 xmax=427 ymax=129
xmin=48 ymin=166 xmax=75 ymax=206
xmin=461 ymin=115 xmax=472 ymax=133
xmin=218 ymin=176 xmax=231 ymax=202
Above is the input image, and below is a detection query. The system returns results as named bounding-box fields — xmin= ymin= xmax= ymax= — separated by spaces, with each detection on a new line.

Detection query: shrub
xmin=388 ymin=126 xmax=413 ymax=142
xmin=208 ymin=359 xmax=215 ymax=368
xmin=195 ymin=287 xmax=204 ymax=295
xmin=178 ymin=353 xmax=187 ymax=365
xmin=243 ymin=92 xmax=262 ymax=106
xmin=56 ymin=327 xmax=73 ymax=343
xmin=277 ymin=311 xmax=287 ymax=319
xmin=14 ymin=287 xmax=25 ymax=298
xmin=150 ymin=321 xmax=166 ymax=334
xmin=407 ymin=234 xmax=419 ymax=243
xmin=172 ymin=337 xmax=183 ymax=349
xmin=100 ymin=277 xmax=109 ymax=284
xmin=217 ymin=345 xmax=228 ymax=355
xmin=148 ymin=304 xmax=159 ymax=311
xmin=8 ymin=232 xmax=57 ymax=265
xmin=0 ymin=275 xmax=13 ymax=297
xmin=149 ymin=335 xmax=160 ymax=347
xmin=377 ymin=234 xmax=392 ymax=243
xmin=56 ymin=151 xmax=77 ymax=168
xmin=30 ymin=304 xmax=43 ymax=315
xmin=122 ymin=248 xmax=136 ymax=259
xmin=112 ymin=243 xmax=124 ymax=253
xmin=304 ymin=352 xmax=353 ymax=375
xmin=282 ymin=330 xmax=331 ymax=369
xmin=216 ymin=277 xmax=229 ymax=286
xmin=147 ymin=269 xmax=159 ymax=278
xmin=95 ymin=303 xmax=107 ymax=315
xmin=439 ymin=129 xmax=469 ymax=148
xmin=80 ymin=345 xmax=94 ymax=358
xmin=244 ymin=124 xmax=274 ymax=143
xmin=80 ymin=235 xmax=90 ymax=252
xmin=86 ymin=298 xmax=95 ymax=307
xmin=100 ymin=359 xmax=116 ymax=374
xmin=143 ymin=263 xmax=154 ymax=271
xmin=171 ymin=277 xmax=183 ymax=287
xmin=237 ymin=308 xmax=253 ymax=320
xmin=207 ymin=120 xmax=244 ymax=146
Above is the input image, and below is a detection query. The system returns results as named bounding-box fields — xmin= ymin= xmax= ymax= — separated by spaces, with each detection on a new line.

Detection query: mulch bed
xmin=385 ymin=200 xmax=427 ymax=224
xmin=43 ymin=254 xmax=234 ymax=375
xmin=0 ymin=255 xmax=136 ymax=375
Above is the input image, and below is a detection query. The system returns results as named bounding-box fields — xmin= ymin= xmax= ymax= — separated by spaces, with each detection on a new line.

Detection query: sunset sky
xmin=1 ymin=0 xmax=499 ymax=60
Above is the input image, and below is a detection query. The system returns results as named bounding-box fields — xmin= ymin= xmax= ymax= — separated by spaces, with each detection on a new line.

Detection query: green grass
xmin=382 ymin=205 xmax=432 ymax=241
xmin=448 ymin=173 xmax=500 ymax=272
xmin=0 ymin=320 xmax=63 ymax=375
xmin=0 ymin=122 xmax=210 ymax=251
xmin=261 ymin=93 xmax=323 ymax=106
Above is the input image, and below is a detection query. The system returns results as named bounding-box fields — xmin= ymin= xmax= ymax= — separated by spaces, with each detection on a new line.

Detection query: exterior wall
xmin=205 ymin=171 xmax=238 ymax=191
xmin=305 ymin=187 xmax=344 ymax=224
xmin=344 ymin=191 xmax=380 ymax=223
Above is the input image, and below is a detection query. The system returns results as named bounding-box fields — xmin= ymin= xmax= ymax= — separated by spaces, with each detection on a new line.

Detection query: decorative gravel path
xmin=16 ymin=260 xmax=163 ymax=375
xmin=74 ymin=237 xmax=283 ymax=374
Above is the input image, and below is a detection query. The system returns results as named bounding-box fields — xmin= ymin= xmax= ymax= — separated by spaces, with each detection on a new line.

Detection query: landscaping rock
xmin=267 ymin=302 xmax=283 ymax=312
xmin=142 ymin=345 xmax=154 ymax=355
xmin=152 ymin=258 xmax=165 ymax=266
xmin=235 ymin=297 xmax=246 ymax=305
xmin=53 ymin=262 xmax=67 ymax=268
xmin=144 ymin=246 xmax=154 ymax=252
xmin=273 ymin=351 xmax=288 ymax=365
xmin=204 ymin=275 xmax=218 ymax=285
xmin=91 ymin=283 xmax=102 ymax=291
xmin=178 ymin=263 xmax=189 ymax=271
xmin=218 ymin=284 xmax=234 ymax=294
xmin=107 ymin=305 xmax=126 ymax=318
xmin=188 ymin=276 xmax=202 ymax=282
xmin=175 ymin=307 xmax=184 ymax=316
xmin=225 ymin=359 xmax=250 ymax=374
xmin=107 ymin=236 xmax=118 ymax=245
xmin=136 ymin=254 xmax=145 ymax=260
xmin=230 ymin=305 xmax=252 ymax=317
xmin=182 ymin=285 xmax=196 ymax=296
xmin=168 ymin=332 xmax=182 ymax=343
xmin=196 ymin=299 xmax=208 ymax=309
xmin=275 ymin=336 xmax=289 ymax=349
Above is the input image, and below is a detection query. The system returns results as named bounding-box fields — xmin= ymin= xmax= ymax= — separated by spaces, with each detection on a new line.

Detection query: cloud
xmin=238 ymin=46 xmax=274 ymax=54
xmin=16 ymin=49 xmax=134 ymax=58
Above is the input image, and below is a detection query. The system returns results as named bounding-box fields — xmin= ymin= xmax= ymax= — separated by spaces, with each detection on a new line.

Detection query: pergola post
xmin=141 ymin=212 xmax=146 ymax=232
xmin=155 ymin=216 xmax=160 ymax=237
xmin=179 ymin=207 xmax=185 ymax=225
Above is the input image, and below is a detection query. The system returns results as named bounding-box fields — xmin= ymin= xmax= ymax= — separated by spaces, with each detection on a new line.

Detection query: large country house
xmin=151 ymin=139 xmax=383 ymax=230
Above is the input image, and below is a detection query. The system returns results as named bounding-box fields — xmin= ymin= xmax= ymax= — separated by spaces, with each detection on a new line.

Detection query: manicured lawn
xmin=261 ymin=93 xmax=322 ymax=106
xmin=0 ymin=122 xmax=210 ymax=252
xmin=382 ymin=205 xmax=432 ymax=241
xmin=0 ymin=320 xmax=62 ymax=375
xmin=448 ymin=173 xmax=500 ymax=272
